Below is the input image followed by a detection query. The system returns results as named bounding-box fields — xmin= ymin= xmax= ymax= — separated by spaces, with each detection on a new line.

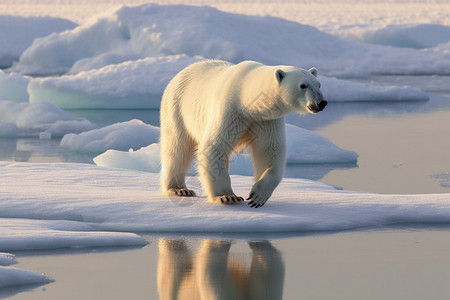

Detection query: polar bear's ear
xmin=275 ymin=69 xmax=286 ymax=83
xmin=308 ymin=67 xmax=318 ymax=77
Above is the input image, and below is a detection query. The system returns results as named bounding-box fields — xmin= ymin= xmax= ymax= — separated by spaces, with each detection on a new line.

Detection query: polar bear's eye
xmin=300 ymin=84 xmax=307 ymax=89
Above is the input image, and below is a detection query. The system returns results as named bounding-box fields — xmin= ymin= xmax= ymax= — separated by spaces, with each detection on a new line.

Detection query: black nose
xmin=318 ymin=100 xmax=327 ymax=111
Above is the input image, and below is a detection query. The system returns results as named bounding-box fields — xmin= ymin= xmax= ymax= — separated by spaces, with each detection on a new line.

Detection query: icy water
xmin=8 ymin=230 xmax=450 ymax=300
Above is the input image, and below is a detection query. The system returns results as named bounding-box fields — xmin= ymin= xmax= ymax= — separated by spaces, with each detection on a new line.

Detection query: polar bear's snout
xmin=307 ymin=100 xmax=327 ymax=113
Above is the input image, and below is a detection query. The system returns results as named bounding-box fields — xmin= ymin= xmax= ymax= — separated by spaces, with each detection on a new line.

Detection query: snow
xmin=60 ymin=119 xmax=160 ymax=153
xmin=0 ymin=99 xmax=95 ymax=137
xmin=0 ymin=15 xmax=76 ymax=68
xmin=0 ymin=218 xmax=147 ymax=251
xmin=10 ymin=4 xmax=450 ymax=78
xmin=28 ymin=55 xmax=202 ymax=109
xmin=0 ymin=162 xmax=448 ymax=237
xmin=92 ymin=123 xmax=358 ymax=173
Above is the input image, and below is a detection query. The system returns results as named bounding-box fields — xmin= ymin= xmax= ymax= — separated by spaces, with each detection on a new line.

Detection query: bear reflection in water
xmin=157 ymin=239 xmax=285 ymax=300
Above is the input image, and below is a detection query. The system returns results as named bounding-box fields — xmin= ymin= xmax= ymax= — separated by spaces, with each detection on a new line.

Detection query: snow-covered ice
xmin=0 ymin=162 xmax=449 ymax=238
xmin=0 ymin=218 xmax=146 ymax=251
xmin=92 ymin=123 xmax=358 ymax=173
xmin=10 ymin=4 xmax=450 ymax=77
xmin=0 ymin=253 xmax=50 ymax=290
xmin=0 ymin=15 xmax=76 ymax=68
xmin=60 ymin=119 xmax=160 ymax=153
xmin=0 ymin=99 xmax=95 ymax=137
xmin=28 ymin=55 xmax=202 ymax=109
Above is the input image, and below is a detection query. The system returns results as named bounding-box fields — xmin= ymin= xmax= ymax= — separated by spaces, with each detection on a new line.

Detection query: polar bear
xmin=160 ymin=60 xmax=326 ymax=208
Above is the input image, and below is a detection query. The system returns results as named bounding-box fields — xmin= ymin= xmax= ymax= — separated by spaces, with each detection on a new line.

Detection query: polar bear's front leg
xmin=197 ymin=137 xmax=244 ymax=205
xmin=248 ymin=118 xmax=286 ymax=208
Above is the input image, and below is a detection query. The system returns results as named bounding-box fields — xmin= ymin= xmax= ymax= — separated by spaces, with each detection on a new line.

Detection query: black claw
xmin=220 ymin=198 xmax=224 ymax=203
xmin=246 ymin=193 xmax=254 ymax=200
xmin=175 ymin=190 xmax=179 ymax=195
xmin=238 ymin=197 xmax=244 ymax=202
xmin=260 ymin=203 xmax=265 ymax=207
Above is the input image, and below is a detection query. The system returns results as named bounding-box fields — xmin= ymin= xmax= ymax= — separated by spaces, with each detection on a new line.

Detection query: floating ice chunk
xmin=28 ymin=55 xmax=202 ymax=109
xmin=0 ymin=218 xmax=147 ymax=251
xmin=433 ymin=173 xmax=450 ymax=188
xmin=93 ymin=143 xmax=161 ymax=172
xmin=0 ymin=15 xmax=76 ymax=68
xmin=0 ymin=70 xmax=30 ymax=103
xmin=0 ymin=253 xmax=16 ymax=266
xmin=60 ymin=119 xmax=160 ymax=153
xmin=0 ymin=267 xmax=51 ymax=289
xmin=0 ymin=100 xmax=95 ymax=137
xmin=93 ymin=124 xmax=357 ymax=173
xmin=285 ymin=124 xmax=358 ymax=163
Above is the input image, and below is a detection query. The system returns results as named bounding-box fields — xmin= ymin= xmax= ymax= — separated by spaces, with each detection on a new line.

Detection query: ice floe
xmin=0 ymin=218 xmax=146 ymax=251
xmin=0 ymin=162 xmax=449 ymax=236
xmin=0 ymin=253 xmax=16 ymax=266
xmin=0 ymin=267 xmax=50 ymax=289
xmin=60 ymin=119 xmax=160 ymax=153
xmin=0 ymin=99 xmax=95 ymax=137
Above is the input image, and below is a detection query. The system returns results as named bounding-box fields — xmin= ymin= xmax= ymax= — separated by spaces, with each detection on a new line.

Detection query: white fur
xmin=160 ymin=60 xmax=325 ymax=207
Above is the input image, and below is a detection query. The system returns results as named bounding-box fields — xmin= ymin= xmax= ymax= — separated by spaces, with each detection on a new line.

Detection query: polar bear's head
xmin=275 ymin=67 xmax=327 ymax=114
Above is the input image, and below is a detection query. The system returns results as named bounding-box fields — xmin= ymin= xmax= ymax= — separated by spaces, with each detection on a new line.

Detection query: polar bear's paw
xmin=247 ymin=187 xmax=271 ymax=208
xmin=167 ymin=188 xmax=196 ymax=197
xmin=211 ymin=195 xmax=244 ymax=205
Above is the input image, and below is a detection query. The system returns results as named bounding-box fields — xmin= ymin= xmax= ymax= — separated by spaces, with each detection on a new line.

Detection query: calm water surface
xmin=8 ymin=230 xmax=450 ymax=300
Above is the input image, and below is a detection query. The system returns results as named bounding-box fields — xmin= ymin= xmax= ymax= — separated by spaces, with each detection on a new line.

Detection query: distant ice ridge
xmin=10 ymin=4 xmax=450 ymax=77
xmin=0 ymin=162 xmax=450 ymax=236
xmin=92 ymin=123 xmax=358 ymax=173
